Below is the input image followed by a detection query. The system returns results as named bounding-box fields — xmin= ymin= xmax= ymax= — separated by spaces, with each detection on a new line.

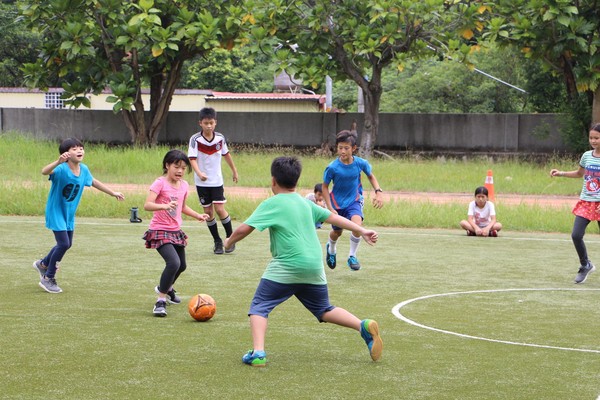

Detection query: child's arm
xmin=182 ymin=203 xmax=209 ymax=222
xmin=223 ymin=153 xmax=239 ymax=183
xmin=144 ymin=190 xmax=171 ymax=212
xmin=367 ymin=173 xmax=384 ymax=209
xmin=224 ymin=223 xmax=254 ymax=250
xmin=190 ymin=158 xmax=208 ymax=181
xmin=325 ymin=214 xmax=378 ymax=245
xmin=481 ymin=215 xmax=497 ymax=236
xmin=550 ymin=166 xmax=585 ymax=178
xmin=41 ymin=152 xmax=70 ymax=175
xmin=467 ymin=215 xmax=482 ymax=236
xmin=321 ymin=183 xmax=337 ymax=213
xmin=91 ymin=179 xmax=125 ymax=200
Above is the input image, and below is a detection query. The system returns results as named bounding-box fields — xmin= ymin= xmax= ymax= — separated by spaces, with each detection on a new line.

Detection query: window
xmin=44 ymin=92 xmax=65 ymax=109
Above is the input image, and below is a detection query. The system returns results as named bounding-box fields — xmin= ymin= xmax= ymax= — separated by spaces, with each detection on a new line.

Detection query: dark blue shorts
xmin=332 ymin=200 xmax=364 ymax=231
xmin=248 ymin=278 xmax=335 ymax=321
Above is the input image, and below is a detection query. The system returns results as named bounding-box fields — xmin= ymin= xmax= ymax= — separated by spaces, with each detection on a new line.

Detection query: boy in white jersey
xmin=188 ymin=107 xmax=239 ymax=254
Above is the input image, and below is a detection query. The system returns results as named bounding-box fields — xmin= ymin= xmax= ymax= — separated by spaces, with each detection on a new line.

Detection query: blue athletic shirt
xmin=45 ymin=162 xmax=93 ymax=231
xmin=323 ymin=156 xmax=372 ymax=210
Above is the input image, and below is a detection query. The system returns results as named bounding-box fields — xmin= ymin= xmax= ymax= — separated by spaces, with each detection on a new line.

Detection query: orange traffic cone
xmin=484 ymin=170 xmax=495 ymax=202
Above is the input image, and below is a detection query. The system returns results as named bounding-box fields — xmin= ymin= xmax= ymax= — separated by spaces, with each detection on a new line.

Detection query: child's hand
xmin=232 ymin=171 xmax=239 ymax=183
xmin=58 ymin=152 xmax=71 ymax=163
xmin=198 ymin=171 xmax=208 ymax=181
xmin=372 ymin=194 xmax=383 ymax=209
xmin=166 ymin=199 xmax=177 ymax=212
xmin=550 ymin=169 xmax=562 ymax=177
xmin=196 ymin=213 xmax=209 ymax=222
xmin=113 ymin=192 xmax=125 ymax=201
xmin=361 ymin=230 xmax=378 ymax=245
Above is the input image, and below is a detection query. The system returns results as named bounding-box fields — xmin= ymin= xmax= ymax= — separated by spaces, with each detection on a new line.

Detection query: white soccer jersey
xmin=187 ymin=131 xmax=230 ymax=187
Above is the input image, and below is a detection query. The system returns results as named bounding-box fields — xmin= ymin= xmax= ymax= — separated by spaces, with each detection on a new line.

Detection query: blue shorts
xmin=332 ymin=200 xmax=364 ymax=231
xmin=248 ymin=278 xmax=335 ymax=321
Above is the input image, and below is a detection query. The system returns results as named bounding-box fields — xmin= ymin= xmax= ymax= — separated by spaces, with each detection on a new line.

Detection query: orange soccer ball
xmin=188 ymin=294 xmax=216 ymax=322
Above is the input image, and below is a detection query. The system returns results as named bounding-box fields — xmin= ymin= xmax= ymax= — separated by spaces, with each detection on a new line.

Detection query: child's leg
xmin=321 ymin=307 xmax=361 ymax=330
xmin=493 ymin=222 xmax=503 ymax=232
xmin=327 ymin=228 xmax=342 ymax=253
xmin=249 ymin=314 xmax=268 ymax=351
xmin=171 ymin=245 xmax=187 ymax=285
xmin=156 ymin=244 xmax=181 ymax=294
xmin=348 ymin=214 xmax=363 ymax=257
xmin=44 ymin=231 xmax=73 ymax=279
xmin=572 ymin=216 xmax=591 ymax=265
xmin=214 ymin=203 xmax=233 ymax=238
xmin=459 ymin=220 xmax=474 ymax=232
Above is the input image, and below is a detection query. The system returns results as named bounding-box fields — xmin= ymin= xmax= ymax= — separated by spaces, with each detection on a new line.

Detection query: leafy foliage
xmin=0 ymin=2 xmax=39 ymax=87
xmin=18 ymin=0 xmax=246 ymax=145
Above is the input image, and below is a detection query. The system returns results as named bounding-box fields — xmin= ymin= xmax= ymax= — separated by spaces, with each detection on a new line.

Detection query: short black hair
xmin=58 ymin=138 xmax=84 ymax=154
xmin=335 ymin=130 xmax=358 ymax=146
xmin=162 ymin=149 xmax=191 ymax=174
xmin=199 ymin=107 xmax=217 ymax=121
xmin=313 ymin=183 xmax=323 ymax=193
xmin=271 ymin=156 xmax=301 ymax=189
xmin=591 ymin=122 xmax=600 ymax=132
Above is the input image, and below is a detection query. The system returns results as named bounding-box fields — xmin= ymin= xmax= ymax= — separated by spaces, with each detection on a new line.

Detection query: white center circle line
xmin=392 ymin=288 xmax=600 ymax=354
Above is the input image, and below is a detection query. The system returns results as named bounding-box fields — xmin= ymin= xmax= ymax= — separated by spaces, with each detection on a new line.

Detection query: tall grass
xmin=0 ymin=132 xmax=586 ymax=232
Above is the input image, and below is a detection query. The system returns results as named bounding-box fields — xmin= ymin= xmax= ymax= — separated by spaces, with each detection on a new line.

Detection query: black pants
xmin=156 ymin=244 xmax=187 ymax=293
xmin=571 ymin=216 xmax=600 ymax=266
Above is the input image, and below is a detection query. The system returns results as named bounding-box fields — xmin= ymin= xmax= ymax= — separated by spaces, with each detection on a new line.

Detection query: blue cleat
xmin=326 ymin=243 xmax=336 ymax=269
xmin=242 ymin=350 xmax=267 ymax=367
xmin=347 ymin=256 xmax=361 ymax=271
xmin=360 ymin=319 xmax=383 ymax=361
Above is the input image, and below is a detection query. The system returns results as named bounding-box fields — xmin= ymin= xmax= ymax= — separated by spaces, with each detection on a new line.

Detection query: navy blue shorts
xmin=332 ymin=199 xmax=364 ymax=231
xmin=248 ymin=278 xmax=335 ymax=321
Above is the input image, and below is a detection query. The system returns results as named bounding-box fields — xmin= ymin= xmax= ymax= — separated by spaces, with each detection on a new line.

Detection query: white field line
xmin=392 ymin=288 xmax=600 ymax=354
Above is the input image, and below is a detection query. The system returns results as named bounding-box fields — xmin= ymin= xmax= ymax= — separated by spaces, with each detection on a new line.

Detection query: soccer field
xmin=2 ymin=216 xmax=600 ymax=399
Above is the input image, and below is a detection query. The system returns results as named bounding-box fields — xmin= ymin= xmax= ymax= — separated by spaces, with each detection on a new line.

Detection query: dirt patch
xmin=109 ymin=183 xmax=577 ymax=209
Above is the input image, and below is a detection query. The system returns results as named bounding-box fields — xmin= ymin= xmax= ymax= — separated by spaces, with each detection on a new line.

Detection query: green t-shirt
xmin=245 ymin=192 xmax=332 ymax=284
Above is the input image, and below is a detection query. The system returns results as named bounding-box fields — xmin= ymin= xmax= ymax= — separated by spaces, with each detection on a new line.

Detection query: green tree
xmin=245 ymin=0 xmax=486 ymax=157
xmin=484 ymin=0 xmax=600 ymax=125
xmin=19 ymin=0 xmax=245 ymax=146
xmin=0 ymin=2 xmax=39 ymax=87
xmin=180 ymin=48 xmax=257 ymax=92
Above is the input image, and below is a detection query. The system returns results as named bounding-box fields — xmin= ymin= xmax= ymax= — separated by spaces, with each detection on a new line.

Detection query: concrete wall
xmin=0 ymin=108 xmax=568 ymax=153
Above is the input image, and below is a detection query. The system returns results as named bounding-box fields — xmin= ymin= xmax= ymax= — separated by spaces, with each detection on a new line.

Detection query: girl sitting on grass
xmin=459 ymin=186 xmax=502 ymax=237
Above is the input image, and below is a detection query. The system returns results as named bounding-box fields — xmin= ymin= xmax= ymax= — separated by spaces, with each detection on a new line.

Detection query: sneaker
xmin=33 ymin=259 xmax=47 ymax=279
xmin=347 ymin=256 xmax=361 ymax=271
xmin=38 ymin=276 xmax=62 ymax=293
xmin=574 ymin=262 xmax=596 ymax=284
xmin=360 ymin=319 xmax=383 ymax=361
xmin=153 ymin=300 xmax=167 ymax=317
xmin=489 ymin=230 xmax=498 ymax=237
xmin=326 ymin=243 xmax=336 ymax=269
xmin=466 ymin=230 xmax=476 ymax=236
xmin=225 ymin=243 xmax=236 ymax=254
xmin=242 ymin=350 xmax=267 ymax=367
xmin=155 ymin=286 xmax=181 ymax=304
xmin=213 ymin=241 xmax=224 ymax=255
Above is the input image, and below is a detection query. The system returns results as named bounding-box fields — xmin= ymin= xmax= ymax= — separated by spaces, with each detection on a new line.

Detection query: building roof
xmin=207 ymin=91 xmax=325 ymax=104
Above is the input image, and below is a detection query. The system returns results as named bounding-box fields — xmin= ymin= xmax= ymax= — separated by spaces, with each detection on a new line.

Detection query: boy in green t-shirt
xmin=224 ymin=156 xmax=382 ymax=367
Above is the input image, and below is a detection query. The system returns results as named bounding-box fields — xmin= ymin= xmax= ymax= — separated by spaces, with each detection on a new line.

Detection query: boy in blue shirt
xmin=224 ymin=156 xmax=382 ymax=367
xmin=322 ymin=130 xmax=384 ymax=271
xmin=33 ymin=138 xmax=124 ymax=293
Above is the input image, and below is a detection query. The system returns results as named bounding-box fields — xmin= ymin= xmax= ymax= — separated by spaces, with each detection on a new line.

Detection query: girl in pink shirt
xmin=143 ymin=150 xmax=209 ymax=317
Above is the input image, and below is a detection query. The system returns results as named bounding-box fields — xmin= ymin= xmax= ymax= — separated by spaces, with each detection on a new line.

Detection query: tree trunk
xmin=593 ymin=86 xmax=600 ymax=124
xmin=147 ymin=60 xmax=184 ymax=146
xmin=358 ymin=69 xmax=383 ymax=158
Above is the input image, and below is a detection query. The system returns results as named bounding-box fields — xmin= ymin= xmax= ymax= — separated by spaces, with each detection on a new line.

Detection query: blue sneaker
xmin=360 ymin=319 xmax=383 ymax=361
xmin=326 ymin=243 xmax=336 ymax=269
xmin=347 ymin=256 xmax=361 ymax=271
xmin=242 ymin=350 xmax=267 ymax=367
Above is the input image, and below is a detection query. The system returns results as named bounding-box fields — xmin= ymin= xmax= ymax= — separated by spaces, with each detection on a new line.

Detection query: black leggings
xmin=156 ymin=244 xmax=187 ymax=293
xmin=571 ymin=216 xmax=600 ymax=265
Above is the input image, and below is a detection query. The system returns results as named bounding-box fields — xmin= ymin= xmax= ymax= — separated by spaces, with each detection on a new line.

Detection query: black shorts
xmin=196 ymin=186 xmax=226 ymax=207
